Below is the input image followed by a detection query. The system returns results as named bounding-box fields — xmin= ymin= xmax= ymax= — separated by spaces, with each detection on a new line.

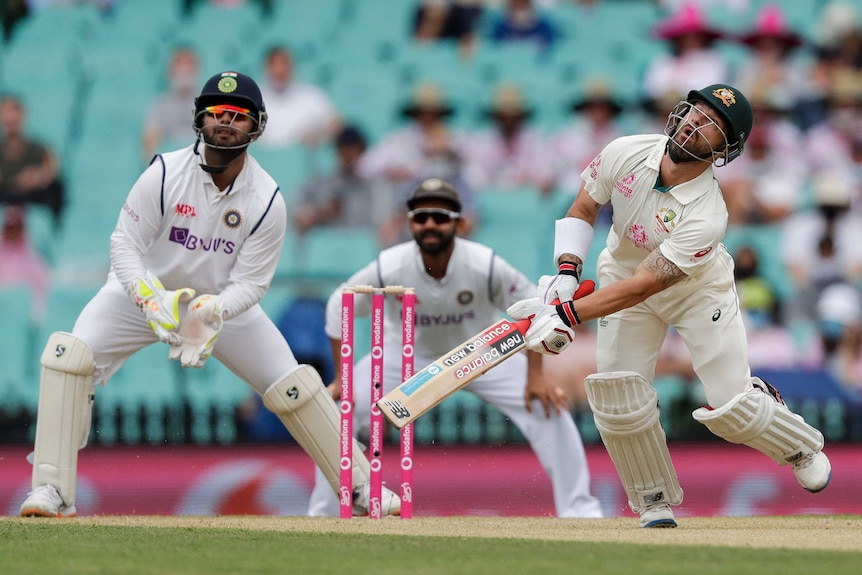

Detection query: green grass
xmin=1 ymin=521 xmax=860 ymax=575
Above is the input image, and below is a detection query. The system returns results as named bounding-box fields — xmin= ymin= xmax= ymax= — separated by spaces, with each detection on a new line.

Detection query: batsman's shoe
xmin=20 ymin=485 xmax=77 ymax=518
xmin=353 ymin=483 xmax=401 ymax=517
xmin=792 ymin=451 xmax=831 ymax=493
xmin=639 ymin=503 xmax=677 ymax=528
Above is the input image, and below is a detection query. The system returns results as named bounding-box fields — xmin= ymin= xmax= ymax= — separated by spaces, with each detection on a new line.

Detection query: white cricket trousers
xmin=307 ymin=346 xmax=603 ymax=518
xmin=594 ymin=247 xmax=753 ymax=408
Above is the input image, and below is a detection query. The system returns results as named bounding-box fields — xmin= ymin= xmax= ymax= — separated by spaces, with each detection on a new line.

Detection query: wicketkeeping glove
xmin=128 ymin=271 xmax=196 ymax=345
xmin=169 ymin=294 xmax=225 ymax=368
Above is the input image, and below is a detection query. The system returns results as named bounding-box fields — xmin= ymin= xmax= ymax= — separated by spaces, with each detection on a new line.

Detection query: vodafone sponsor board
xmin=2 ymin=444 xmax=860 ymax=517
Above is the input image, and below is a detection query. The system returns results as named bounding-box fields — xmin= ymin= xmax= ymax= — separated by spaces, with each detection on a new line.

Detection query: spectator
xmin=0 ymin=95 xmax=64 ymax=226
xmin=359 ymin=83 xmax=465 ymax=185
xmin=717 ymin=90 xmax=808 ymax=225
xmin=0 ymin=205 xmax=49 ymax=322
xmin=804 ymin=68 xmax=862 ymax=186
xmin=412 ymin=0 xmax=483 ymax=58
xmin=461 ymin=83 xmax=555 ymax=195
xmin=291 ymin=124 xmax=396 ymax=239
xmin=361 ymin=83 xmax=478 ymax=245
xmin=802 ymin=1 xmax=862 ymax=128
xmin=638 ymin=89 xmax=686 ymax=134
xmin=814 ymin=281 xmax=862 ymax=397
xmin=487 ymin=0 xmax=560 ymax=52
xmin=780 ymin=170 xmax=862 ymax=324
xmin=256 ymin=45 xmax=342 ymax=149
xmin=732 ymin=244 xmax=799 ymax=370
xmin=732 ymin=3 xmax=809 ymax=121
xmin=141 ymin=46 xmax=200 ymax=163
xmin=550 ymin=78 xmax=626 ymax=198
xmin=642 ymin=2 xmax=729 ymax=100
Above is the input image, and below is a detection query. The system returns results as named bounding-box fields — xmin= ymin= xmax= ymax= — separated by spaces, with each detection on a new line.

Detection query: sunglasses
xmin=204 ymin=104 xmax=251 ymax=116
xmin=407 ymin=208 xmax=460 ymax=225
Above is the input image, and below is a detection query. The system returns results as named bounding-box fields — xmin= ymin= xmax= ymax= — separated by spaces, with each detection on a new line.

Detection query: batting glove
xmin=169 ymin=294 xmax=225 ymax=368
xmin=129 ymin=271 xmax=195 ymax=345
xmin=539 ymin=261 xmax=582 ymax=304
xmin=506 ymin=298 xmax=576 ymax=355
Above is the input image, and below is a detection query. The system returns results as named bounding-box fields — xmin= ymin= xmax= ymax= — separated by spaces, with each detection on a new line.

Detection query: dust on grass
xmin=36 ymin=516 xmax=862 ymax=551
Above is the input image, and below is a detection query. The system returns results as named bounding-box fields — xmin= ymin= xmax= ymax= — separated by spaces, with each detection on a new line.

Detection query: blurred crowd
xmin=4 ymin=0 xmax=862 ymax=403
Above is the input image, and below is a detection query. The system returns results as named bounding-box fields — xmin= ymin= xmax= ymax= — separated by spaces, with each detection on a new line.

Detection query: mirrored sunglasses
xmin=407 ymin=208 xmax=460 ymax=225
xmin=204 ymin=104 xmax=251 ymax=116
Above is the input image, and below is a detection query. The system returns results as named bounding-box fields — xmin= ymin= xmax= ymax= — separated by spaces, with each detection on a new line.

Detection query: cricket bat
xmin=376 ymin=280 xmax=595 ymax=429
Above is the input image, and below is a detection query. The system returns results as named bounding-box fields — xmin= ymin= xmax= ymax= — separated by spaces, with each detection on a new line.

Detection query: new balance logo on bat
xmin=454 ymin=331 xmax=525 ymax=379
xmin=442 ymin=322 xmax=516 ymax=367
xmin=381 ymin=399 xmax=411 ymax=420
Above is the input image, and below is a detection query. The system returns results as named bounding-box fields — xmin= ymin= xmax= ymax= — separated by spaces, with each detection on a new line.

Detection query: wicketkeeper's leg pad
xmin=262 ymin=365 xmax=370 ymax=495
xmin=584 ymin=371 xmax=683 ymax=512
xmin=31 ymin=332 xmax=96 ymax=507
xmin=692 ymin=377 xmax=824 ymax=466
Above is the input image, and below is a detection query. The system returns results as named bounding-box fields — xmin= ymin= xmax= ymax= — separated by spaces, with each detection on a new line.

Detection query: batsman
xmin=508 ymin=84 xmax=831 ymax=528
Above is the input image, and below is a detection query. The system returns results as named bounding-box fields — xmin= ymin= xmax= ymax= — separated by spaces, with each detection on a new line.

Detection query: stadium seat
xmin=290 ymin=227 xmax=381 ymax=281
xmin=0 ymin=288 xmax=39 ymax=410
xmin=722 ymin=224 xmax=793 ymax=302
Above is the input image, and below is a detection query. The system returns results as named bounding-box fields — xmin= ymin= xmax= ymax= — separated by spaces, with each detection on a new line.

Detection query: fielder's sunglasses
xmin=407 ymin=208 xmax=461 ymax=225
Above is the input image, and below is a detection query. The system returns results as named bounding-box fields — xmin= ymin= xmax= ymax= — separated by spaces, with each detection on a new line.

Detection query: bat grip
xmin=551 ymin=278 xmax=595 ymax=305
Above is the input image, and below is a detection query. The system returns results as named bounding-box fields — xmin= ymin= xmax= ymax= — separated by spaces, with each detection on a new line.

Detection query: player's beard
xmin=415 ymin=228 xmax=456 ymax=255
xmin=666 ymin=135 xmax=714 ymax=164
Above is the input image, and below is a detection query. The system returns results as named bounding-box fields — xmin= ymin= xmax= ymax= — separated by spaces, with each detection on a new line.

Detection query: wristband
xmin=557 ymin=261 xmax=583 ymax=282
xmin=555 ymin=301 xmax=582 ymax=327
xmin=553 ymin=217 xmax=594 ymax=269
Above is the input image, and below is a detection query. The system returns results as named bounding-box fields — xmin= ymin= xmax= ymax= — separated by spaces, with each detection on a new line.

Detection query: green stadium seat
xmin=288 ymin=227 xmax=381 ymax=281
xmin=723 ymin=224 xmax=792 ymax=301
xmin=0 ymin=288 xmax=39 ymax=410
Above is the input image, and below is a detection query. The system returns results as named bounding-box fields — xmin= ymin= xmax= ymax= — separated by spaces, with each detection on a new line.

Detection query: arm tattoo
xmin=642 ymin=248 xmax=686 ymax=288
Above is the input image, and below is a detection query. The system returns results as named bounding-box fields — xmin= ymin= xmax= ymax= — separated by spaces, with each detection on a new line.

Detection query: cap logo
xmin=217 ymin=73 xmax=238 ymax=94
xmin=712 ymin=87 xmax=737 ymax=108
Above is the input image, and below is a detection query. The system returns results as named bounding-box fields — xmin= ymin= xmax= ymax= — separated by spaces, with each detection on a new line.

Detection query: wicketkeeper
xmin=19 ymin=71 xmax=400 ymax=518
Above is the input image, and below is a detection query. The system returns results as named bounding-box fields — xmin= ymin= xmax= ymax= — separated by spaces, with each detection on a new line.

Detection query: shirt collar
xmin=649 ymin=136 xmax=717 ymax=205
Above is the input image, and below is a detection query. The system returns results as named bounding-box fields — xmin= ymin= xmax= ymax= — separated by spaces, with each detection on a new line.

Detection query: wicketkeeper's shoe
xmin=353 ymin=482 xmax=401 ymax=517
xmin=19 ymin=484 xmax=77 ymax=518
xmin=792 ymin=451 xmax=831 ymax=493
xmin=639 ymin=503 xmax=677 ymax=528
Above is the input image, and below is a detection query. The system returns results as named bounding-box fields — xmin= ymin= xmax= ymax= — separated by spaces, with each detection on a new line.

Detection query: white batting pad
xmin=692 ymin=378 xmax=824 ymax=466
xmin=31 ymin=332 xmax=96 ymax=507
xmin=262 ymin=365 xmax=370 ymax=494
xmin=584 ymin=371 xmax=683 ymax=512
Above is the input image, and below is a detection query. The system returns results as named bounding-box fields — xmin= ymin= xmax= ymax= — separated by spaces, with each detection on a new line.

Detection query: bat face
xmin=377 ymin=317 xmax=530 ymax=427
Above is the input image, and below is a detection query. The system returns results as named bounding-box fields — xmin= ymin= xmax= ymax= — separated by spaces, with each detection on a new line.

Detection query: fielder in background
xmin=19 ymin=71 xmax=400 ymax=518
xmin=508 ymin=84 xmax=831 ymax=528
xmin=307 ymin=178 xmax=603 ymax=518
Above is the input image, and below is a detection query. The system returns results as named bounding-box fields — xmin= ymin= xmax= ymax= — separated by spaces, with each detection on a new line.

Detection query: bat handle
xmin=550 ymin=278 xmax=595 ymax=306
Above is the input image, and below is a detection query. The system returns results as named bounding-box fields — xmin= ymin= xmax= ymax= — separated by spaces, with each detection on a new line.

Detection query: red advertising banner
xmin=2 ymin=443 xmax=859 ymax=517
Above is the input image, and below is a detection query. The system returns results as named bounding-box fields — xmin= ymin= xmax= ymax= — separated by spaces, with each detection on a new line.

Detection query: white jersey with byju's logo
xmin=582 ymin=134 xmax=731 ymax=276
xmin=324 ymin=238 xmax=536 ymax=359
xmin=311 ymin=236 xmax=604 ymax=519
xmin=108 ymin=145 xmax=285 ymax=319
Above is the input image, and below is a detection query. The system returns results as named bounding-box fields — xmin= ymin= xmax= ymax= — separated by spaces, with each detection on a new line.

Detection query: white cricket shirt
xmin=108 ymin=145 xmax=286 ymax=319
xmin=582 ymin=134 xmax=730 ymax=276
xmin=325 ymin=238 xmax=536 ymax=359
